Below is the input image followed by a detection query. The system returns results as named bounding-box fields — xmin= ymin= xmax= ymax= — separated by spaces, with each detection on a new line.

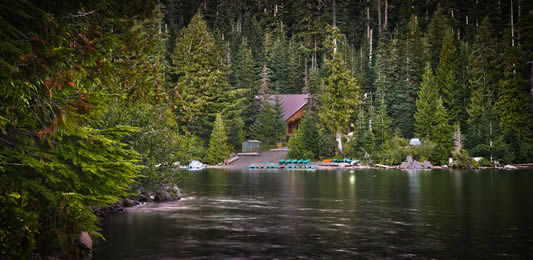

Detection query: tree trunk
xmin=367 ymin=0 xmax=371 ymax=41
xmin=332 ymin=0 xmax=336 ymax=28
xmin=530 ymin=63 xmax=533 ymax=112
xmin=378 ymin=0 xmax=382 ymax=34
xmin=336 ymin=130 xmax=343 ymax=154
xmin=426 ymin=0 xmax=429 ymax=22
xmin=511 ymin=0 xmax=515 ymax=46
xmin=384 ymin=0 xmax=388 ymax=30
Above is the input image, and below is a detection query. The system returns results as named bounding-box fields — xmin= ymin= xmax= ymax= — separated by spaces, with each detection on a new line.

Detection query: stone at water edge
xmin=154 ymin=191 xmax=172 ymax=202
xmin=123 ymin=198 xmax=139 ymax=207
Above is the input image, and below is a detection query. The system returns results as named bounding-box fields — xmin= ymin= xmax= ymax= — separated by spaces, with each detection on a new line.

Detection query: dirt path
xmin=215 ymin=150 xmax=288 ymax=170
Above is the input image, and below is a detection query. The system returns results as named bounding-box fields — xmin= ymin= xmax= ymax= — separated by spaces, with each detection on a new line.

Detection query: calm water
xmin=94 ymin=169 xmax=533 ymax=259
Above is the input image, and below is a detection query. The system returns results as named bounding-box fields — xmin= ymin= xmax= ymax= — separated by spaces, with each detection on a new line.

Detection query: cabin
xmin=267 ymin=94 xmax=309 ymax=141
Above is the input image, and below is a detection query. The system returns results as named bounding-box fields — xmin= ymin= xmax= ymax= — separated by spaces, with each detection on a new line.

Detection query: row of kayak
xmin=248 ymin=164 xmax=318 ymax=169
xmin=279 ymin=159 xmax=312 ymax=165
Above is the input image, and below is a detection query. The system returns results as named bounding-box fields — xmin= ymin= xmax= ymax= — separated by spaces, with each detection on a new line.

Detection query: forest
xmin=1 ymin=0 xmax=532 ymax=258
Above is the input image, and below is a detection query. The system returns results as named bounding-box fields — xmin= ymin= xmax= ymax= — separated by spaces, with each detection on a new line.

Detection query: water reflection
xmin=95 ymin=169 xmax=533 ymax=259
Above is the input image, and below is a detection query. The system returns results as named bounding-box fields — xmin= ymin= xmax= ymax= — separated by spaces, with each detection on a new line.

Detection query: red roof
xmin=267 ymin=94 xmax=309 ymax=121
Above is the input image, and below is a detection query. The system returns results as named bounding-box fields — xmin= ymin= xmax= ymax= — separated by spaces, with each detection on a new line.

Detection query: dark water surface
xmin=94 ymin=169 xmax=533 ymax=259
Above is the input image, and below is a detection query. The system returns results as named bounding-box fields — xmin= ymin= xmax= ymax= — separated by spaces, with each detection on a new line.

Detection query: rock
xmin=407 ymin=156 xmax=413 ymax=163
xmin=154 ymin=191 xmax=172 ymax=202
xmin=169 ymin=185 xmax=182 ymax=200
xmin=422 ymin=161 xmax=433 ymax=169
xmin=138 ymin=194 xmax=150 ymax=202
xmin=123 ymin=198 xmax=139 ymax=207
xmin=503 ymin=165 xmax=517 ymax=170
xmin=412 ymin=161 xmax=422 ymax=169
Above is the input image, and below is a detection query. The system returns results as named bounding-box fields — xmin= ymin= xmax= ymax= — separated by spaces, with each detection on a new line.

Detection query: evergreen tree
xmin=414 ymin=63 xmax=441 ymax=139
xmin=373 ymin=92 xmax=393 ymax=151
xmin=351 ymin=106 xmax=376 ymax=160
xmin=426 ymin=8 xmax=451 ymax=68
xmin=259 ymin=64 xmax=272 ymax=96
xmin=272 ymin=96 xmax=287 ymax=143
xmin=287 ymin=36 xmax=304 ymax=93
xmin=207 ymin=113 xmax=231 ymax=164
xmin=436 ymin=28 xmax=462 ymax=125
xmin=319 ymin=26 xmax=361 ymax=154
xmin=465 ymin=17 xmax=500 ymax=158
xmin=171 ymin=11 xmax=233 ymax=140
xmin=249 ymin=99 xmax=286 ymax=146
xmin=298 ymin=115 xmax=320 ymax=159
xmin=234 ymin=37 xmax=260 ymax=130
xmin=495 ymin=31 xmax=533 ymax=161
xmin=269 ymin=31 xmax=289 ymax=93
xmin=287 ymin=129 xmax=304 ymax=159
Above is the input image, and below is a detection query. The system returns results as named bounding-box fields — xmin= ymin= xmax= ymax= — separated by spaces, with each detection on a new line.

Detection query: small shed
xmin=242 ymin=140 xmax=261 ymax=153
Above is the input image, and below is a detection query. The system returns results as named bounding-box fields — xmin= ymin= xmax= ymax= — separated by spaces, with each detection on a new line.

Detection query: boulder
xmin=123 ymin=198 xmax=139 ymax=207
xmin=169 ymin=185 xmax=182 ymax=200
xmin=154 ymin=191 xmax=172 ymax=202
xmin=138 ymin=194 xmax=150 ymax=202
xmin=422 ymin=161 xmax=433 ymax=169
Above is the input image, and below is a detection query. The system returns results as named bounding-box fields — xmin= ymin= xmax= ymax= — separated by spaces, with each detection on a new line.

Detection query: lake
xmin=94 ymin=169 xmax=533 ymax=259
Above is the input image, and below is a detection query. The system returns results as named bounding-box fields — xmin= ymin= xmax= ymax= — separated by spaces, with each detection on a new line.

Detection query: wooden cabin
xmin=267 ymin=94 xmax=309 ymax=141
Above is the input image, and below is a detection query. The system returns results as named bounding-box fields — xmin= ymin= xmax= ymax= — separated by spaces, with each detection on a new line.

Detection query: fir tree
xmin=269 ymin=31 xmax=289 ymax=93
xmin=172 ymin=10 xmax=233 ymax=140
xmin=495 ymin=31 xmax=533 ymax=161
xmin=249 ymin=99 xmax=286 ymax=146
xmin=287 ymin=36 xmax=304 ymax=93
xmin=414 ymin=63 xmax=441 ymax=139
xmin=465 ymin=17 xmax=500 ymax=156
xmin=207 ymin=113 xmax=231 ymax=164
xmin=298 ymin=115 xmax=320 ymax=159
xmin=319 ymin=26 xmax=361 ymax=154
xmin=374 ymin=92 xmax=392 ymax=151
xmin=436 ymin=29 xmax=462 ymax=125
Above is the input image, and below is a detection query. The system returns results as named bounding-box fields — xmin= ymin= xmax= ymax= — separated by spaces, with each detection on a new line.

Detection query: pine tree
xmin=415 ymin=63 xmax=440 ymax=139
xmin=172 ymin=10 xmax=233 ymax=140
xmin=319 ymin=26 xmax=361 ymax=154
xmin=436 ymin=29 xmax=462 ymax=124
xmin=351 ymin=106 xmax=376 ymax=160
xmin=249 ymin=99 xmax=286 ymax=146
xmin=272 ymin=96 xmax=287 ymax=143
xmin=495 ymin=30 xmax=533 ymax=161
xmin=373 ymin=92 xmax=392 ymax=151
xmin=287 ymin=36 xmax=304 ymax=93
xmin=466 ymin=17 xmax=500 ymax=156
xmin=234 ymin=37 xmax=260 ymax=130
xmin=259 ymin=64 xmax=272 ymax=96
xmin=495 ymin=31 xmax=531 ymax=141
xmin=207 ymin=113 xmax=231 ymax=164
xmin=269 ymin=31 xmax=289 ymax=93
xmin=426 ymin=8 xmax=451 ymax=68
xmin=299 ymin=115 xmax=320 ymax=159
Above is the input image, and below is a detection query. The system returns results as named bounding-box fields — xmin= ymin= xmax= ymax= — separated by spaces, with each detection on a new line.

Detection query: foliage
xmin=436 ymin=28 xmax=462 ymax=125
xmin=319 ymin=26 xmax=361 ymax=154
xmin=287 ymin=115 xmax=320 ymax=159
xmin=249 ymin=98 xmax=286 ymax=147
xmin=171 ymin=11 xmax=236 ymax=140
xmin=0 ymin=1 xmax=158 ymax=257
xmin=377 ymin=131 xmax=409 ymax=165
xmin=287 ymin=130 xmax=304 ymax=159
xmin=207 ymin=114 xmax=231 ymax=164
